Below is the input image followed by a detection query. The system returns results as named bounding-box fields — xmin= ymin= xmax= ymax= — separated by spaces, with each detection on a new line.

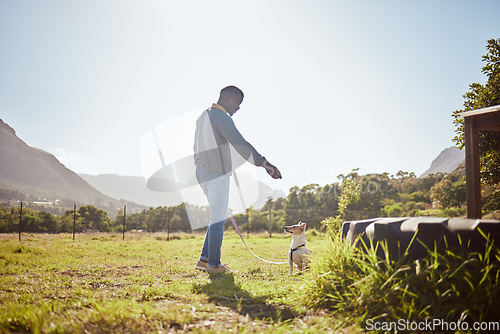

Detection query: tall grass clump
xmin=301 ymin=229 xmax=500 ymax=329
xmin=322 ymin=170 xmax=361 ymax=234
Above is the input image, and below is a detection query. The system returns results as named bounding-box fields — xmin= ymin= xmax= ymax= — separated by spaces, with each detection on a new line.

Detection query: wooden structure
xmin=459 ymin=105 xmax=500 ymax=218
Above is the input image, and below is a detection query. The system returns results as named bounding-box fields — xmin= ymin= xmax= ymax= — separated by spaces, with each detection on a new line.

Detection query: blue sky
xmin=1 ymin=0 xmax=499 ymax=194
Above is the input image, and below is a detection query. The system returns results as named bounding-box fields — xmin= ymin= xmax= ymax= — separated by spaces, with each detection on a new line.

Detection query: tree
xmin=430 ymin=179 xmax=452 ymax=208
xmin=261 ymin=197 xmax=274 ymax=212
xmin=322 ymin=170 xmax=361 ymax=232
xmin=249 ymin=210 xmax=268 ymax=232
xmin=483 ymin=190 xmax=500 ymax=211
xmin=39 ymin=212 xmax=60 ymax=233
xmin=285 ymin=187 xmax=301 ymax=225
xmin=0 ymin=207 xmax=11 ymax=233
xmin=318 ymin=183 xmax=339 ymax=218
xmin=449 ymin=182 xmax=466 ymax=207
xmin=61 ymin=210 xmax=84 ymax=233
xmin=351 ymin=173 xmax=393 ymax=215
xmin=410 ymin=191 xmax=428 ymax=204
xmin=170 ymin=203 xmax=191 ymax=232
xmin=272 ymin=197 xmax=286 ymax=211
xmin=144 ymin=207 xmax=169 ymax=232
xmin=430 ymin=180 xmax=466 ymax=209
xmin=78 ymin=205 xmax=111 ymax=232
xmin=452 ymin=38 xmax=500 ymax=185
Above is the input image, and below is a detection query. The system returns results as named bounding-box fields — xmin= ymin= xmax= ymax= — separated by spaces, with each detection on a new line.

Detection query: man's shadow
xmin=192 ymin=274 xmax=296 ymax=322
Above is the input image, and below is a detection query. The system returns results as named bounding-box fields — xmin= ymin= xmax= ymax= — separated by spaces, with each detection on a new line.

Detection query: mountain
xmin=0 ymin=119 xmax=144 ymax=212
xmin=419 ymin=146 xmax=465 ymax=178
xmin=79 ymin=173 xmax=286 ymax=209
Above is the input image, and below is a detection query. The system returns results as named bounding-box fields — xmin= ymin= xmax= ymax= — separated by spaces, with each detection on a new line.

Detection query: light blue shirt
xmin=194 ymin=106 xmax=266 ymax=174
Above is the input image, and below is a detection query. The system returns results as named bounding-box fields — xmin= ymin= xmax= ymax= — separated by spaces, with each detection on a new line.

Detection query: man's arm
xmin=216 ymin=112 xmax=266 ymax=166
xmin=216 ymin=112 xmax=282 ymax=179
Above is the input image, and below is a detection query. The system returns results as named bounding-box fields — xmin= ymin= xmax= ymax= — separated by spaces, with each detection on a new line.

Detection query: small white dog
xmin=284 ymin=222 xmax=312 ymax=274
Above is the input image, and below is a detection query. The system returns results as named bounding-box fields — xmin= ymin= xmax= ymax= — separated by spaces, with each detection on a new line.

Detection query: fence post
xmin=167 ymin=207 xmax=170 ymax=241
xmin=268 ymin=204 xmax=272 ymax=238
xmin=246 ymin=208 xmax=249 ymax=238
xmin=122 ymin=206 xmax=126 ymax=241
xmin=73 ymin=204 xmax=76 ymax=241
xmin=19 ymin=202 xmax=23 ymax=242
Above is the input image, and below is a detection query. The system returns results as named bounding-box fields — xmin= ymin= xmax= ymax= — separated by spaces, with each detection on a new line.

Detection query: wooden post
xmin=246 ymin=208 xmax=249 ymax=238
xmin=73 ymin=204 xmax=76 ymax=241
xmin=464 ymin=117 xmax=482 ymax=218
xmin=167 ymin=207 xmax=170 ymax=241
xmin=19 ymin=202 xmax=22 ymax=242
xmin=268 ymin=203 xmax=272 ymax=238
xmin=122 ymin=206 xmax=126 ymax=241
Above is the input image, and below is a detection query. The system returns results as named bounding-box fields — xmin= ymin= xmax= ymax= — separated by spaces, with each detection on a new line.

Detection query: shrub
xmin=483 ymin=190 xmax=500 ymax=211
xmin=442 ymin=207 xmax=466 ymax=217
xmin=382 ymin=203 xmax=404 ymax=217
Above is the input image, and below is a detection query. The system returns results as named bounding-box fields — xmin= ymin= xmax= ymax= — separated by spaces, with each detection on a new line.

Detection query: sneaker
xmin=206 ymin=264 xmax=235 ymax=274
xmin=195 ymin=260 xmax=208 ymax=271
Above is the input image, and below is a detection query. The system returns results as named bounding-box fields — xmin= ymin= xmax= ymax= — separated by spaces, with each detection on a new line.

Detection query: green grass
xmin=0 ymin=231 xmax=356 ymax=333
xmin=6 ymin=229 xmax=497 ymax=333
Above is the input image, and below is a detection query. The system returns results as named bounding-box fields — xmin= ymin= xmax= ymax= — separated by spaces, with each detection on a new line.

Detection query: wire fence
xmin=8 ymin=202 xmax=500 ymax=242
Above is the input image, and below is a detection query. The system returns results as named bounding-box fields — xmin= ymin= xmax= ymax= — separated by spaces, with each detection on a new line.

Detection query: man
xmin=194 ymin=85 xmax=281 ymax=273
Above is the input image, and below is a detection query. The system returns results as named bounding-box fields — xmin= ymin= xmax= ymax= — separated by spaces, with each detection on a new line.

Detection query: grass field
xmin=0 ymin=231 xmax=358 ymax=333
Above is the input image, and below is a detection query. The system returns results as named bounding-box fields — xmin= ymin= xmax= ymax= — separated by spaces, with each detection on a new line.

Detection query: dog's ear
xmin=299 ymin=221 xmax=306 ymax=230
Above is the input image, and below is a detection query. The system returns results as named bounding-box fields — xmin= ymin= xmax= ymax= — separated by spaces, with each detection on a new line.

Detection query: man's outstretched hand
xmin=264 ymin=161 xmax=282 ymax=179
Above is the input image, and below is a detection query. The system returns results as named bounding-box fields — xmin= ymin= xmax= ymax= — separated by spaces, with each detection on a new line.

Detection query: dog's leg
xmin=288 ymin=256 xmax=294 ymax=275
xmin=300 ymin=258 xmax=306 ymax=271
xmin=301 ymin=256 xmax=310 ymax=271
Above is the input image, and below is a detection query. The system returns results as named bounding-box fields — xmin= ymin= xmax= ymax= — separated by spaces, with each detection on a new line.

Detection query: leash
xmin=230 ymin=170 xmax=287 ymax=265
xmin=228 ymin=210 xmax=288 ymax=265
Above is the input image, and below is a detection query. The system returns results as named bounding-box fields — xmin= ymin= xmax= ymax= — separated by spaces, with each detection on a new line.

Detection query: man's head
xmin=217 ymin=85 xmax=244 ymax=116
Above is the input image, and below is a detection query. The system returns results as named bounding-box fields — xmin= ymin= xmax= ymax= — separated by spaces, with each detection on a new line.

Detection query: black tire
xmin=342 ymin=217 xmax=500 ymax=261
